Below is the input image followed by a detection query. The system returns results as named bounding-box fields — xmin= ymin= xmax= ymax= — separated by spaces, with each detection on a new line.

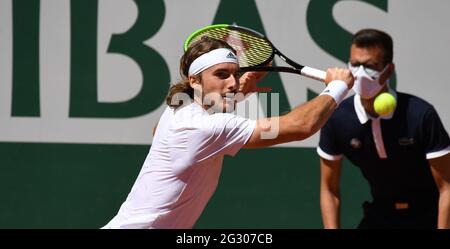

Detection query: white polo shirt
xmin=103 ymin=103 xmax=256 ymax=229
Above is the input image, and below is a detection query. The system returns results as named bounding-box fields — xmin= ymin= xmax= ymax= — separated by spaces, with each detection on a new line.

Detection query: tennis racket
xmin=184 ymin=24 xmax=326 ymax=82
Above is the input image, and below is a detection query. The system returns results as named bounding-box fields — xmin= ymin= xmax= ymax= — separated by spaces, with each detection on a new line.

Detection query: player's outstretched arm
xmin=244 ymin=68 xmax=353 ymax=148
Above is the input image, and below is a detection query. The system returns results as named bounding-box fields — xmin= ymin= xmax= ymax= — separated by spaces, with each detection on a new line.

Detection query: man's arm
xmin=320 ymin=157 xmax=343 ymax=229
xmin=429 ymin=152 xmax=450 ymax=229
xmin=244 ymin=68 xmax=353 ymax=148
xmin=245 ymin=94 xmax=336 ymax=148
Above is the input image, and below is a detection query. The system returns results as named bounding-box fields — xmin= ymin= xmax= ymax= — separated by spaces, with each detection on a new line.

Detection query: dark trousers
xmin=357 ymin=200 xmax=438 ymax=229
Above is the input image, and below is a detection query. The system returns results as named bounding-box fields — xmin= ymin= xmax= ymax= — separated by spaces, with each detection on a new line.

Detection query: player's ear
xmin=189 ymin=75 xmax=203 ymax=105
xmin=189 ymin=75 xmax=200 ymax=88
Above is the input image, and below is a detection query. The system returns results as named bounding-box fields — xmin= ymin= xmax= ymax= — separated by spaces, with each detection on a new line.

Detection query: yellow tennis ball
xmin=374 ymin=92 xmax=397 ymax=116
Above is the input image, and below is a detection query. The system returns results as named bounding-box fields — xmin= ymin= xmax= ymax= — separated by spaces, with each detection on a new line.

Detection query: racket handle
xmin=300 ymin=66 xmax=326 ymax=82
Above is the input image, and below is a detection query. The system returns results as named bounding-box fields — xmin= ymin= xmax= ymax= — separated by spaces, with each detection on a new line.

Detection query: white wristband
xmin=320 ymin=80 xmax=349 ymax=105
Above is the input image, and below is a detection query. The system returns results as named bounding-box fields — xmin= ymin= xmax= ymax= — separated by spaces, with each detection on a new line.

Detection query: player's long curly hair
xmin=166 ymin=36 xmax=236 ymax=108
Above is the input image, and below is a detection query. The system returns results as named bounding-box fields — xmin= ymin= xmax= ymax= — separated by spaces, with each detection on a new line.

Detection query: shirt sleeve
xmin=421 ymin=107 xmax=450 ymax=159
xmin=195 ymin=113 xmax=256 ymax=161
xmin=317 ymin=117 xmax=343 ymax=161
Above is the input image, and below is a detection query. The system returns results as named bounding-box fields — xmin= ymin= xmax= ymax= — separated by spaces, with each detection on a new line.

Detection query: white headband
xmin=188 ymin=48 xmax=238 ymax=76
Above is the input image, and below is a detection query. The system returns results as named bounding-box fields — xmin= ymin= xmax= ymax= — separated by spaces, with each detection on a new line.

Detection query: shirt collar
xmin=354 ymin=88 xmax=398 ymax=124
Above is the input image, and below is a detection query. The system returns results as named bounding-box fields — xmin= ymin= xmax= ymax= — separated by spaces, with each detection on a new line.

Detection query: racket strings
xmin=188 ymin=28 xmax=273 ymax=67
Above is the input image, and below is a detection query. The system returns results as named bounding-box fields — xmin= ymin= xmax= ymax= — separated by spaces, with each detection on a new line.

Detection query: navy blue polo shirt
xmin=318 ymin=90 xmax=450 ymax=201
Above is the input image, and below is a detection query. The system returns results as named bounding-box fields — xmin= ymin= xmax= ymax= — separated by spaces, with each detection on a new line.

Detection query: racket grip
xmin=300 ymin=66 xmax=326 ymax=82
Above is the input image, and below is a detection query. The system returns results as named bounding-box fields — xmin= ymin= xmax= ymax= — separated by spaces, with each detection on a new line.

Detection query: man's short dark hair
xmin=352 ymin=29 xmax=393 ymax=65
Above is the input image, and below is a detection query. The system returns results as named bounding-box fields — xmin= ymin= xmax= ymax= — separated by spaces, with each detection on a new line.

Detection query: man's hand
xmin=325 ymin=67 xmax=354 ymax=89
xmin=239 ymin=71 xmax=272 ymax=95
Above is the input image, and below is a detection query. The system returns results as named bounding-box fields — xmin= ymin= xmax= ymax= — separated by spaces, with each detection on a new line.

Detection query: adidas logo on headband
xmin=226 ymin=52 xmax=237 ymax=60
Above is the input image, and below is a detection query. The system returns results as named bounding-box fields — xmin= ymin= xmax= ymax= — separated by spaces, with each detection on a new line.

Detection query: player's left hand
xmin=239 ymin=70 xmax=272 ymax=95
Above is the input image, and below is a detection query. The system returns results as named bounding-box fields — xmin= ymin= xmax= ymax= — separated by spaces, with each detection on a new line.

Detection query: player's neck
xmin=361 ymin=85 xmax=389 ymax=118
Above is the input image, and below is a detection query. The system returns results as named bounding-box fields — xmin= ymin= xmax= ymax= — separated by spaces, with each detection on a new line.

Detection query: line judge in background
xmin=317 ymin=29 xmax=450 ymax=229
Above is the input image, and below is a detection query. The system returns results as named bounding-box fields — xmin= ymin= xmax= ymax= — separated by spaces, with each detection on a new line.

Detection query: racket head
xmin=184 ymin=24 xmax=275 ymax=68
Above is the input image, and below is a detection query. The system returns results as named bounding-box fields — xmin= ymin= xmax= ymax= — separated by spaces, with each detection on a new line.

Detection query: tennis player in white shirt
xmin=103 ymin=36 xmax=354 ymax=229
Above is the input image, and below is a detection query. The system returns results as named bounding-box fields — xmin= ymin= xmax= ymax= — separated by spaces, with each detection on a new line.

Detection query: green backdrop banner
xmin=0 ymin=143 xmax=369 ymax=228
